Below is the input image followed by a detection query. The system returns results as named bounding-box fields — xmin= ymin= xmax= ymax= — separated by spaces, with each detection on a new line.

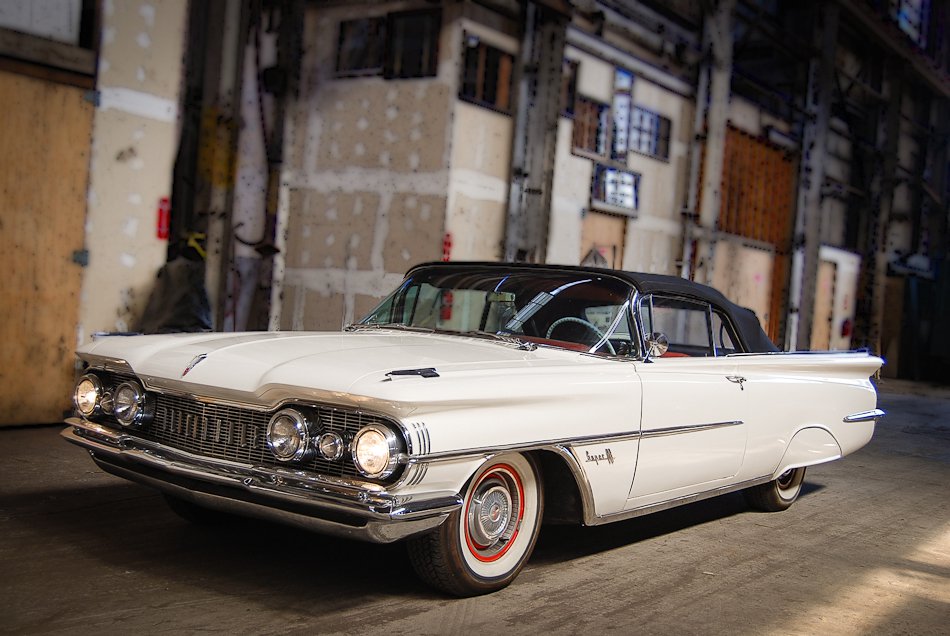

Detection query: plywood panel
xmin=581 ymin=210 xmax=626 ymax=269
xmin=810 ymin=260 xmax=837 ymax=350
xmin=711 ymin=240 xmax=774 ymax=333
xmin=0 ymin=70 xmax=93 ymax=425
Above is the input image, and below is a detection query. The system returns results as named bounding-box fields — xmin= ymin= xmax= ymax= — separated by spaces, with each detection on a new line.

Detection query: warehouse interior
xmin=1 ymin=0 xmax=948 ymax=426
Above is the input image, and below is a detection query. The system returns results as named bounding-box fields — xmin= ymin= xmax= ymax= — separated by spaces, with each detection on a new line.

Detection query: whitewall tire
xmin=407 ymin=453 xmax=544 ymax=596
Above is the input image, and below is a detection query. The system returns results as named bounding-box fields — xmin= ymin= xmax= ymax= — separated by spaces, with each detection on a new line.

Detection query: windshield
xmin=358 ymin=267 xmax=638 ymax=356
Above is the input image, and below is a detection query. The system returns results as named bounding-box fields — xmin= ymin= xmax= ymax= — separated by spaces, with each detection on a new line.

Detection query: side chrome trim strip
xmin=640 ymin=420 xmax=743 ymax=439
xmin=843 ymin=408 xmax=885 ymax=423
xmin=409 ymin=420 xmax=744 ymax=463
xmin=407 ymin=429 xmax=644 ymax=463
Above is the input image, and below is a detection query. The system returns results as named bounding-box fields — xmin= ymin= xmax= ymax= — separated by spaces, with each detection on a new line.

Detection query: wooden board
xmin=581 ymin=210 xmax=626 ymax=269
xmin=711 ymin=240 xmax=775 ymax=333
xmin=0 ymin=70 xmax=93 ymax=425
xmin=810 ymin=260 xmax=837 ymax=350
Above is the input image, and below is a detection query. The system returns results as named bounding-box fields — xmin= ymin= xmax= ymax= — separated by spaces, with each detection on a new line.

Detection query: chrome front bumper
xmin=62 ymin=418 xmax=460 ymax=543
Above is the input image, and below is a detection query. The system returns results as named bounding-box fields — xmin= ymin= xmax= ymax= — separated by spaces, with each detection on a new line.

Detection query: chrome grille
xmin=143 ymin=395 xmax=269 ymax=466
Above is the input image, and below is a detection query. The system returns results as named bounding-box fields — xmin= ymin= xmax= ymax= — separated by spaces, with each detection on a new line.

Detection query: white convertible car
xmin=64 ymin=262 xmax=884 ymax=596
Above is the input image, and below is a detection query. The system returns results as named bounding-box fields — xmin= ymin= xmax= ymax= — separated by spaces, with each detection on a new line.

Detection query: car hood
xmin=78 ymin=330 xmax=591 ymax=404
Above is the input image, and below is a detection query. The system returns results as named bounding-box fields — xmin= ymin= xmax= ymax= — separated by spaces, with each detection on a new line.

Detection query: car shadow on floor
xmin=2 ymin=480 xmax=428 ymax=599
xmin=531 ymin=481 xmax=825 ymax=565
xmin=3 ymin=478 xmax=825 ymax=602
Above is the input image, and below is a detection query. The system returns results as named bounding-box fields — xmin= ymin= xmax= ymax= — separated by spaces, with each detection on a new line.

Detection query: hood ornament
xmin=182 ymin=353 xmax=208 ymax=377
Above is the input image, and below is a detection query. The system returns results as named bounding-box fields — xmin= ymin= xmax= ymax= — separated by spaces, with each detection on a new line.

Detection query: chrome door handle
xmin=726 ymin=375 xmax=746 ymax=390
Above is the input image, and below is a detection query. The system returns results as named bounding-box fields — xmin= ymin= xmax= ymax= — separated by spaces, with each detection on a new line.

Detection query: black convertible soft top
xmin=408 ymin=262 xmax=780 ymax=354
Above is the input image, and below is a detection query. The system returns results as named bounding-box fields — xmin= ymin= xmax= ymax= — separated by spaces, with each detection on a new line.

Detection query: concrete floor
xmin=1 ymin=379 xmax=948 ymax=635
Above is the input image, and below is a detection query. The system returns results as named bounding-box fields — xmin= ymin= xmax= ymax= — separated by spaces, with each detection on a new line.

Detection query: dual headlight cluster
xmin=266 ymin=408 xmax=402 ymax=479
xmin=74 ymin=373 xmax=402 ymax=480
xmin=74 ymin=374 xmax=153 ymax=428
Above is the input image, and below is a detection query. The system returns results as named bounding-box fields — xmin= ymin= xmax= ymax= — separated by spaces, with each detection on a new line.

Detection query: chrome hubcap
xmin=466 ymin=470 xmax=523 ymax=557
xmin=469 ymin=482 xmax=513 ymax=547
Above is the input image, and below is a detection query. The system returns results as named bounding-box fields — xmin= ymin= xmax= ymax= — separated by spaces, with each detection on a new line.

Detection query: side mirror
xmin=644 ymin=332 xmax=669 ymax=359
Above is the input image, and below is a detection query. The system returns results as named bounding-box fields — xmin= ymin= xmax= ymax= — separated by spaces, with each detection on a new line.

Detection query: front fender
xmin=773 ymin=427 xmax=843 ymax=478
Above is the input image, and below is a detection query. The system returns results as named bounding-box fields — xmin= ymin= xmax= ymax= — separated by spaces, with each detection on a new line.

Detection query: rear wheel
xmin=744 ymin=467 xmax=806 ymax=512
xmin=407 ymin=453 xmax=543 ymax=596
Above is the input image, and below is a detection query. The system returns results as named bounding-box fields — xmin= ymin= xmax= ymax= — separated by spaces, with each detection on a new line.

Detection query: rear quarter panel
xmin=733 ymin=352 xmax=882 ymax=480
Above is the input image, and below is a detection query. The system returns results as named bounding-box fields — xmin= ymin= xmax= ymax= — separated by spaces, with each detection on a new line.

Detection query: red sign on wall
xmin=441 ymin=232 xmax=452 ymax=262
xmin=156 ymin=197 xmax=170 ymax=240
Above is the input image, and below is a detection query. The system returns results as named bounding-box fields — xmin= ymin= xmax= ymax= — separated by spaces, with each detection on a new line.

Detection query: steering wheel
xmin=546 ymin=317 xmax=616 ymax=354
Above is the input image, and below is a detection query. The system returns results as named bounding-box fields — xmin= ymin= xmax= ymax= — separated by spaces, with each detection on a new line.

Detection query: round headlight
xmin=74 ymin=374 xmax=103 ymax=417
xmin=113 ymin=381 xmax=152 ymax=427
xmin=351 ymin=425 xmax=400 ymax=479
xmin=266 ymin=409 xmax=312 ymax=462
xmin=317 ymin=432 xmax=344 ymax=461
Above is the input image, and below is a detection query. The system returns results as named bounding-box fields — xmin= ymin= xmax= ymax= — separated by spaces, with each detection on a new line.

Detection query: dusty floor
xmin=1 ymin=379 xmax=948 ymax=635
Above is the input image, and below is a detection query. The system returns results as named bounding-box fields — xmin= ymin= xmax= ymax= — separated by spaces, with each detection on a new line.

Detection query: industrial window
xmin=611 ymin=69 xmax=634 ymax=160
xmin=336 ymin=10 xmax=440 ymax=80
xmin=630 ymin=106 xmax=671 ymax=160
xmin=0 ymin=0 xmax=98 ymax=83
xmin=592 ymin=165 xmax=640 ymax=213
xmin=386 ymin=10 xmax=441 ymax=79
xmin=892 ymin=0 xmax=930 ymax=47
xmin=573 ymin=97 xmax=609 ymax=156
xmin=336 ymin=17 xmax=386 ymax=76
xmin=571 ymin=68 xmax=636 ymax=160
xmin=460 ymin=35 xmax=514 ymax=113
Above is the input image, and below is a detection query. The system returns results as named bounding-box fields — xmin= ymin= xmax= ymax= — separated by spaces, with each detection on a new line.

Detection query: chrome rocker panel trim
xmin=549 ymin=444 xmax=773 ymax=527
xmin=62 ymin=418 xmax=460 ymax=543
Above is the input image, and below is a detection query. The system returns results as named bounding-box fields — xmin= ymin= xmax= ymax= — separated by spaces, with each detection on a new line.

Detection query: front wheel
xmin=407 ymin=453 xmax=544 ymax=596
xmin=743 ymin=466 xmax=806 ymax=512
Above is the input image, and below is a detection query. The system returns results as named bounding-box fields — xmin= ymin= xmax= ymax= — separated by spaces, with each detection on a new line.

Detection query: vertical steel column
xmin=504 ymin=3 xmax=568 ymax=263
xmin=867 ymin=59 xmax=904 ymax=355
xmin=929 ymin=99 xmax=950 ymax=257
xmin=679 ymin=18 xmax=711 ymax=280
xmin=206 ymin=0 xmax=247 ymax=331
xmin=790 ymin=2 xmax=838 ymax=351
xmin=693 ymin=0 xmax=735 ymax=285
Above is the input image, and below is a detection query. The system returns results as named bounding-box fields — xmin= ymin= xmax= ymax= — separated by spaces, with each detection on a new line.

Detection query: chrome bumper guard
xmin=62 ymin=418 xmax=460 ymax=543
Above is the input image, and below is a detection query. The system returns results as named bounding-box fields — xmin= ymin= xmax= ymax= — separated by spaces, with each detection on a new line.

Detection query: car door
xmin=626 ymin=295 xmax=748 ymax=509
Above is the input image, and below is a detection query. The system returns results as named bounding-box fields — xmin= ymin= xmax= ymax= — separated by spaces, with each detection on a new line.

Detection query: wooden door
xmin=0 ymin=70 xmax=94 ymax=425
xmin=714 ymin=126 xmax=797 ymax=343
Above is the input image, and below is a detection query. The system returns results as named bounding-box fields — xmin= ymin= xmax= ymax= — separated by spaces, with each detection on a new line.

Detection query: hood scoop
xmin=385 ymin=367 xmax=440 ymax=380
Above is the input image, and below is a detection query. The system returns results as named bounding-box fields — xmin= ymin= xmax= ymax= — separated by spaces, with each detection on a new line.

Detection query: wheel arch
xmin=773 ymin=426 xmax=843 ymax=479
xmin=530 ymin=448 xmax=590 ymax=526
